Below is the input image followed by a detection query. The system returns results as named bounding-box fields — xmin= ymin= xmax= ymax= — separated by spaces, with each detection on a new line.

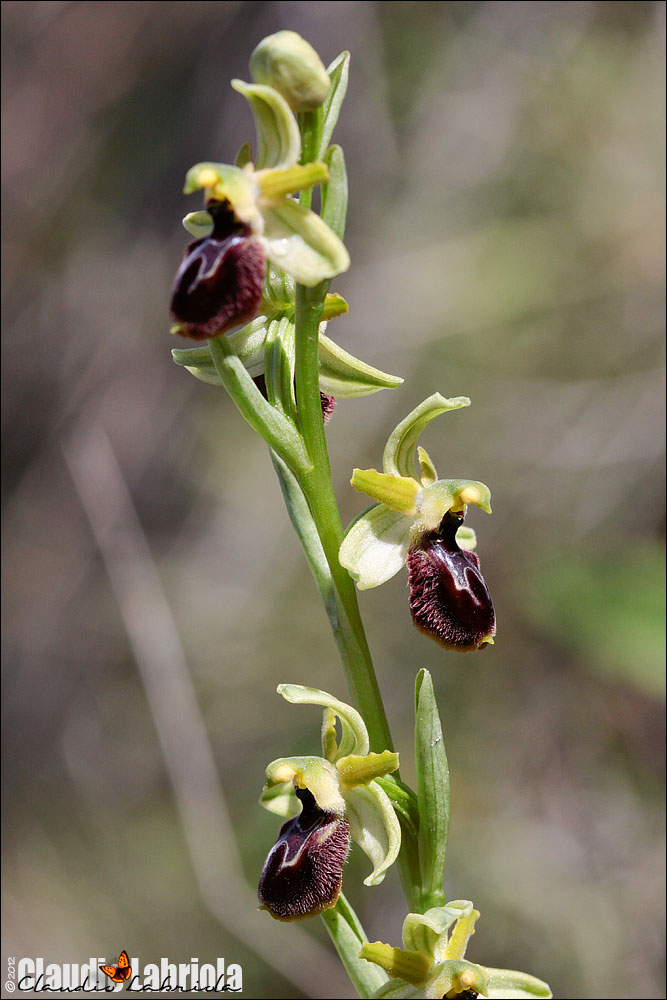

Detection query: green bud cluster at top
xmin=167 ymin=28 xmax=553 ymax=1000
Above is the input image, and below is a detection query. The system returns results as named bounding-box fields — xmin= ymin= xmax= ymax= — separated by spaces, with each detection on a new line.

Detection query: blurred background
xmin=2 ymin=3 xmax=665 ymax=998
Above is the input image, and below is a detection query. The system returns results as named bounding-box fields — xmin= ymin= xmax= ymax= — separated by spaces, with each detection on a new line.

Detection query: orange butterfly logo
xmin=100 ymin=951 xmax=132 ymax=984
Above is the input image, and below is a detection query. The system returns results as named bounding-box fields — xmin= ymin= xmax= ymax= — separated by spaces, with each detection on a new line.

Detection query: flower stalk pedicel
xmin=168 ymin=29 xmax=551 ymax=1000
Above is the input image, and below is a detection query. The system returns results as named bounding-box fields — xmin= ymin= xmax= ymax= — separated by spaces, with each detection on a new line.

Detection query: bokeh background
xmin=2 ymin=3 xmax=665 ymax=998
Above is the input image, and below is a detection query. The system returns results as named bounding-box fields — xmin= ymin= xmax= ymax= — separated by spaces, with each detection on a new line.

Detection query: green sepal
xmin=383 ymin=394 xmax=471 ymax=479
xmin=318 ymin=332 xmax=403 ymax=397
xmin=277 ymin=683 xmax=370 ymax=758
xmin=339 ymin=504 xmax=413 ymax=590
xmin=414 ymin=669 xmax=449 ymax=910
xmin=262 ymin=198 xmax=350 ymax=284
xmin=321 ymin=144 xmax=348 ymax=240
xmin=485 ymin=968 xmax=553 ymax=998
xmin=336 ymin=750 xmax=400 ymax=788
xmin=402 ymin=902 xmax=475 ymax=962
xmin=344 ymin=780 xmax=402 ymax=885
xmin=263 ymin=755 xmax=345 ymax=815
xmin=318 ymin=51 xmax=350 ymax=159
xmin=359 ymin=943 xmax=430 ymax=988
xmin=172 ymin=321 xmax=402 ymax=399
xmin=182 ymin=210 xmax=214 ymax=238
xmin=230 ymin=79 xmax=301 ymax=169
xmin=351 ymin=468 xmax=420 ymax=515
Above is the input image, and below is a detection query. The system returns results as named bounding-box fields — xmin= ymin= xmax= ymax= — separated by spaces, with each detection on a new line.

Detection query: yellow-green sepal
xmin=339 ymin=504 xmax=414 ymax=590
xmin=318 ymin=333 xmax=403 ymax=397
xmin=261 ymin=199 xmax=350 ymax=284
xmin=278 ymin=683 xmax=370 ymax=758
xmin=231 ymin=79 xmax=301 ymax=169
xmin=485 ymin=968 xmax=553 ymax=997
xmin=351 ymin=469 xmax=420 ymax=515
xmin=383 ymin=393 xmax=471 ymax=479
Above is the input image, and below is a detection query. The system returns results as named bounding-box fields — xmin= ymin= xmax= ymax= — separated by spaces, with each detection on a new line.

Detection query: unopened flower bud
xmin=250 ymin=31 xmax=330 ymax=111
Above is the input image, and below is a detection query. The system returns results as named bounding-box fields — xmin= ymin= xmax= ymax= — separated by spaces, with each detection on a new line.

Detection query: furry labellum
xmin=407 ymin=512 xmax=495 ymax=651
xmin=170 ymin=201 xmax=264 ymax=339
xmin=258 ymin=788 xmax=350 ymax=921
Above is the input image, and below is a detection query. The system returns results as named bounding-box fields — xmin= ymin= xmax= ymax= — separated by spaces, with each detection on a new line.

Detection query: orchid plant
xmin=169 ymin=29 xmax=552 ymax=1000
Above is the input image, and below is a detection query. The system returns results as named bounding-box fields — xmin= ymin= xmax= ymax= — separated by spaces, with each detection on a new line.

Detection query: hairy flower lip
xmin=258 ymin=787 xmax=350 ymax=922
xmin=170 ymin=200 xmax=265 ymax=340
xmin=407 ymin=512 xmax=496 ymax=652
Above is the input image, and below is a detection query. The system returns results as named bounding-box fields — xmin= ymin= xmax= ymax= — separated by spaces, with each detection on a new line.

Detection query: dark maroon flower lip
xmin=258 ymin=787 xmax=350 ymax=921
xmin=170 ymin=201 xmax=265 ymax=340
xmin=407 ymin=511 xmax=495 ymax=652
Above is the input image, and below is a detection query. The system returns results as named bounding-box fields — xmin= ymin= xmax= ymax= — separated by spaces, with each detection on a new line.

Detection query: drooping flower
xmin=258 ymin=684 xmax=401 ymax=921
xmin=170 ymin=78 xmax=349 ymax=339
xmin=338 ymin=394 xmax=496 ymax=651
xmin=360 ymin=901 xmax=552 ymax=999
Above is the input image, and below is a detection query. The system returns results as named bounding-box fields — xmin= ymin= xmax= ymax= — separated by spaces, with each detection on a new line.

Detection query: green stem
xmin=321 ymin=893 xmax=388 ymax=999
xmin=294 ymin=281 xmax=393 ymax=754
xmin=209 ymin=334 xmax=311 ymax=477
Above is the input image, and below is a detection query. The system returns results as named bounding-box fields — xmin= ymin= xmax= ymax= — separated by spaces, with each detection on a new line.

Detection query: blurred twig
xmin=62 ymin=419 xmax=350 ymax=999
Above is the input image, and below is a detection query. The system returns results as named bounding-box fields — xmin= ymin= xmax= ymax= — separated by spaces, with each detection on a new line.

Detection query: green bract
xmin=339 ymin=394 xmax=491 ymax=590
xmin=361 ymin=902 xmax=552 ymax=999
xmin=180 ymin=78 xmax=349 ymax=287
xmin=260 ymin=684 xmax=402 ymax=886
